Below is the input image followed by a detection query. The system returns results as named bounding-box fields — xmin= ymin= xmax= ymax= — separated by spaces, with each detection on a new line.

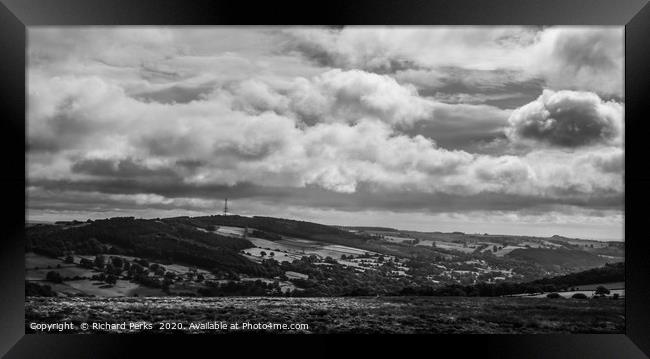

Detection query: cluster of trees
xmin=180 ymin=215 xmax=352 ymax=241
xmin=547 ymin=287 xmax=618 ymax=299
xmin=45 ymin=271 xmax=63 ymax=283
xmin=249 ymin=229 xmax=282 ymax=241
xmin=26 ymin=217 xmax=272 ymax=276
xmin=506 ymin=247 xmax=609 ymax=271
xmin=528 ymin=262 xmax=623 ymax=288
xmin=25 ymin=281 xmax=56 ymax=297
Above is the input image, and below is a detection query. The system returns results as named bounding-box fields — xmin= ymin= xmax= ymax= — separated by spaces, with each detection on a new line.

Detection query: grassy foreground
xmin=25 ymin=296 xmax=624 ymax=334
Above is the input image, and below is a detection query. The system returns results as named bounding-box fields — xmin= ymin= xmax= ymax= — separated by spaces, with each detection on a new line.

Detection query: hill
xmin=26 ymin=216 xmax=263 ymax=275
xmin=25 ymin=214 xmax=623 ymax=298
xmin=404 ymin=262 xmax=624 ymax=297
xmin=505 ymin=247 xmax=609 ymax=270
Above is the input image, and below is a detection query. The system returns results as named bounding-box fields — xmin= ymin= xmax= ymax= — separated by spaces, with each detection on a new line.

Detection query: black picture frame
xmin=1 ymin=0 xmax=649 ymax=357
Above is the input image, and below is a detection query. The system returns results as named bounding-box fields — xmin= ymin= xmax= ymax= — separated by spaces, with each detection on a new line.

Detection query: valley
xmin=25 ymin=215 xmax=624 ymax=299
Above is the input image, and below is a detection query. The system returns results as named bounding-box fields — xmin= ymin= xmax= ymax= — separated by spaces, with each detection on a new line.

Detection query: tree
xmin=64 ymin=255 xmax=74 ymax=264
xmin=105 ymin=274 xmax=117 ymax=285
xmin=46 ymin=271 xmax=63 ymax=283
xmin=94 ymin=255 xmax=106 ymax=269
xmin=129 ymin=263 xmax=144 ymax=276
xmin=108 ymin=262 xmax=124 ymax=276
xmin=111 ymin=256 xmax=124 ymax=269
xmin=79 ymin=258 xmax=94 ymax=268
xmin=595 ymin=286 xmax=610 ymax=296
xmin=572 ymin=293 xmax=588 ymax=299
xmin=260 ymin=251 xmax=267 ymax=257
xmin=162 ymin=278 xmax=173 ymax=293
xmin=546 ymin=292 xmax=561 ymax=299
xmin=26 ymin=281 xmax=56 ymax=297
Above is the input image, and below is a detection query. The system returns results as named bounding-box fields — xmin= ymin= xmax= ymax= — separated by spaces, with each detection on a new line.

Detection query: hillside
xmin=26 ymin=217 xmax=262 ymax=275
xmin=409 ymin=262 xmax=625 ymax=297
xmin=505 ymin=248 xmax=609 ymax=271
xmin=25 ymin=214 xmax=624 ymax=298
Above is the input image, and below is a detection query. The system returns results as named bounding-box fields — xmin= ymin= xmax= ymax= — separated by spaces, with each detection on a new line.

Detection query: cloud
xmin=530 ymin=27 xmax=623 ymax=97
xmin=281 ymin=27 xmax=539 ymax=72
xmin=26 ymin=27 xmax=624 ymax=238
xmin=27 ymin=69 xmax=623 ymax=205
xmin=287 ymin=69 xmax=435 ymax=126
xmin=282 ymin=26 xmax=623 ymax=97
xmin=506 ymin=89 xmax=623 ymax=148
xmin=70 ymin=157 xmax=181 ymax=180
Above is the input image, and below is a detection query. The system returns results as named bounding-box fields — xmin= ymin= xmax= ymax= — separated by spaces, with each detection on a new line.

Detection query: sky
xmin=26 ymin=26 xmax=624 ymax=240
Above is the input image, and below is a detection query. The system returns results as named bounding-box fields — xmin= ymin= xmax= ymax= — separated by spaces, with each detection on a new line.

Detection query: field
xmin=25 ymin=296 xmax=624 ymax=334
xmin=520 ymin=289 xmax=625 ymax=299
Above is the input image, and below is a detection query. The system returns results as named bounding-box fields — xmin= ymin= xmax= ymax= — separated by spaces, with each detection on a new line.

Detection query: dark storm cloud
xmin=400 ymin=102 xmax=510 ymax=152
xmin=507 ymin=90 xmax=623 ymax=148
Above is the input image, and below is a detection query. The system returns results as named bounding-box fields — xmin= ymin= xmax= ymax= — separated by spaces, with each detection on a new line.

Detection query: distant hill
xmin=343 ymin=226 xmax=400 ymax=232
xmin=506 ymin=247 xmax=610 ymax=270
xmin=177 ymin=215 xmax=354 ymax=240
xmin=529 ymin=262 xmax=624 ymax=288
xmin=401 ymin=262 xmax=624 ymax=297
xmin=26 ymin=213 xmax=621 ymax=290
xmin=26 ymin=216 xmax=263 ymax=275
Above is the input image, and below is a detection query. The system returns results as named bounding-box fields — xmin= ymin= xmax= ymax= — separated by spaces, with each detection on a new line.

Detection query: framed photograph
xmin=1 ymin=0 xmax=649 ymax=357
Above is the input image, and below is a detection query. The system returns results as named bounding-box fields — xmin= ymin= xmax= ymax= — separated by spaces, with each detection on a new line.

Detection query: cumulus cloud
xmin=26 ymin=27 xmax=624 ymax=238
xmin=27 ymin=72 xmax=623 ymax=203
xmin=286 ymin=69 xmax=435 ymax=126
xmin=506 ymin=89 xmax=623 ymax=148
xmin=281 ymin=27 xmax=538 ymax=72
xmin=27 ymin=63 xmax=623 ymax=201
xmin=282 ymin=26 xmax=623 ymax=97
xmin=530 ymin=27 xmax=623 ymax=97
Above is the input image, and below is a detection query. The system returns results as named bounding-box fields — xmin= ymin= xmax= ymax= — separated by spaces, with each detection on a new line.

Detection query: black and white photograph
xmin=25 ymin=26 xmax=625 ymax=334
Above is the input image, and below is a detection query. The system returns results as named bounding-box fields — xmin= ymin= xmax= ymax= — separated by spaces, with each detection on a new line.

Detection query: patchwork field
xmin=25 ymin=296 xmax=624 ymax=334
xmin=247 ymin=234 xmax=380 ymax=261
